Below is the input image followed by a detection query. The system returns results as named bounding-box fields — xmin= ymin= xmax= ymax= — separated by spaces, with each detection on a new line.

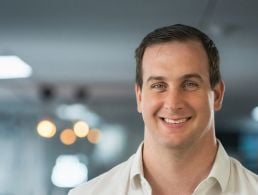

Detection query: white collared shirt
xmin=68 ymin=141 xmax=258 ymax=195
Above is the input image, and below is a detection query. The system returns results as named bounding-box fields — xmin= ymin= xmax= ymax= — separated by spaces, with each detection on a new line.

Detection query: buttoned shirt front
xmin=68 ymin=141 xmax=258 ymax=195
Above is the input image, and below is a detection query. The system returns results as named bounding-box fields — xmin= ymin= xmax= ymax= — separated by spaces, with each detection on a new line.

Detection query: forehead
xmin=144 ymin=40 xmax=207 ymax=60
xmin=142 ymin=40 xmax=209 ymax=81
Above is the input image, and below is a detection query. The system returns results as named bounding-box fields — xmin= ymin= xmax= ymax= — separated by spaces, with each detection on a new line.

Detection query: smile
xmin=162 ymin=117 xmax=191 ymax=124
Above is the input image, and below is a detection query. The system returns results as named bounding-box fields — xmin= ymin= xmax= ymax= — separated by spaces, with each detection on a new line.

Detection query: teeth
xmin=164 ymin=118 xmax=188 ymax=124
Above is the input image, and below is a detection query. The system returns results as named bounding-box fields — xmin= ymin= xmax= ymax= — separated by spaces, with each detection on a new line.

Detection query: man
xmin=68 ymin=24 xmax=258 ymax=195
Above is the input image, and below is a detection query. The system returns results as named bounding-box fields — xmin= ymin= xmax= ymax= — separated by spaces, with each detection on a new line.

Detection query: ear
xmin=135 ymin=84 xmax=142 ymax=113
xmin=213 ymin=80 xmax=225 ymax=111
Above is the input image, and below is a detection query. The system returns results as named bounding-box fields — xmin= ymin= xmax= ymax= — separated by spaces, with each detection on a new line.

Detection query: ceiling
xmin=0 ymin=0 xmax=258 ymax=194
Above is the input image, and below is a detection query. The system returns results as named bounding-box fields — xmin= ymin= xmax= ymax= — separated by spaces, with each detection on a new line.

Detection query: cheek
xmin=141 ymin=93 xmax=163 ymax=115
xmin=195 ymin=94 xmax=215 ymax=119
xmin=189 ymin=93 xmax=214 ymax=114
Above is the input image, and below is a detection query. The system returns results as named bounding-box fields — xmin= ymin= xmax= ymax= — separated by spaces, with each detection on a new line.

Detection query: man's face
xmin=135 ymin=40 xmax=224 ymax=149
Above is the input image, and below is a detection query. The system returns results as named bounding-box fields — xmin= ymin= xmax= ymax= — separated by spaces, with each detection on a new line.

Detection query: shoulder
xmin=230 ymin=157 xmax=258 ymax=179
xmin=229 ymin=157 xmax=258 ymax=190
xmin=68 ymin=155 xmax=135 ymax=195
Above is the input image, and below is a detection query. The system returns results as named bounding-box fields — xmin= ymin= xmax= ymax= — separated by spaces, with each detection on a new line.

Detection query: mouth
xmin=161 ymin=117 xmax=192 ymax=125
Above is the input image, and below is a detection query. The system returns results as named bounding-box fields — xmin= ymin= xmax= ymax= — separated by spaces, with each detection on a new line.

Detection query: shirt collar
xmin=130 ymin=142 xmax=144 ymax=189
xmin=206 ymin=140 xmax=230 ymax=192
xmin=129 ymin=140 xmax=231 ymax=192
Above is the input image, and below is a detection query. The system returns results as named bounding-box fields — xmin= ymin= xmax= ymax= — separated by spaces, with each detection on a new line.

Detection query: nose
xmin=163 ymin=87 xmax=184 ymax=112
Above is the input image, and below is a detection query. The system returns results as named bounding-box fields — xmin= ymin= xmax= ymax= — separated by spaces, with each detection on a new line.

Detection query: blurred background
xmin=0 ymin=0 xmax=258 ymax=194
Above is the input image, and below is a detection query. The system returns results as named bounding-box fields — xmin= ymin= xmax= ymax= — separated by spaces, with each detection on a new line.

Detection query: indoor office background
xmin=0 ymin=0 xmax=258 ymax=195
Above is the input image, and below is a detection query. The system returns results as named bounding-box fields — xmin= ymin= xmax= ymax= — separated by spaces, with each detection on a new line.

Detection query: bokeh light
xmin=251 ymin=106 xmax=258 ymax=122
xmin=87 ymin=129 xmax=101 ymax=144
xmin=60 ymin=129 xmax=77 ymax=145
xmin=51 ymin=155 xmax=88 ymax=188
xmin=37 ymin=119 xmax=56 ymax=138
xmin=73 ymin=121 xmax=89 ymax=138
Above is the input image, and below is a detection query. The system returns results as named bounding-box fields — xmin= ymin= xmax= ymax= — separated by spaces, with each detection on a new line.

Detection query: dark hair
xmin=135 ymin=24 xmax=221 ymax=89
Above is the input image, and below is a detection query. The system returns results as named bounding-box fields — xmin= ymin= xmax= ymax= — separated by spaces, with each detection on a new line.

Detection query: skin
xmin=135 ymin=40 xmax=225 ymax=194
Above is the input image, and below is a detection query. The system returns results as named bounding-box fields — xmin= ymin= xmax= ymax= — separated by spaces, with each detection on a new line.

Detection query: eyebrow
xmin=181 ymin=73 xmax=204 ymax=82
xmin=146 ymin=73 xmax=204 ymax=83
xmin=146 ymin=76 xmax=167 ymax=83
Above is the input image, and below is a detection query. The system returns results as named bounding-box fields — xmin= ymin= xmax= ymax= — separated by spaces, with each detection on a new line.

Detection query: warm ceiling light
xmin=87 ymin=129 xmax=101 ymax=144
xmin=73 ymin=121 xmax=89 ymax=138
xmin=37 ymin=120 xmax=57 ymax=138
xmin=0 ymin=55 xmax=32 ymax=79
xmin=60 ymin=129 xmax=77 ymax=145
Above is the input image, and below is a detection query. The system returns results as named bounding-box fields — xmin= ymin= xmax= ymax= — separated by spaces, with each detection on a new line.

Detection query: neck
xmin=142 ymin=133 xmax=218 ymax=194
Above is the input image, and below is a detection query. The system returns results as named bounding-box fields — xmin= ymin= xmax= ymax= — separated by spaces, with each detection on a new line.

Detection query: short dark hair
xmin=135 ymin=24 xmax=221 ymax=89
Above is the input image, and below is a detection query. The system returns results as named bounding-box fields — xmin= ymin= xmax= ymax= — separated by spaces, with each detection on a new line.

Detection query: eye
xmin=183 ymin=80 xmax=199 ymax=90
xmin=150 ymin=82 xmax=167 ymax=90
